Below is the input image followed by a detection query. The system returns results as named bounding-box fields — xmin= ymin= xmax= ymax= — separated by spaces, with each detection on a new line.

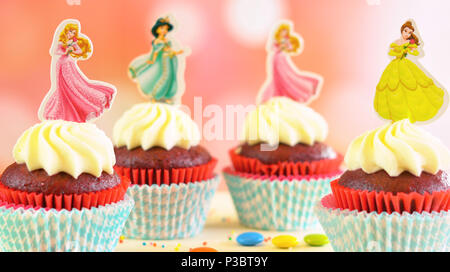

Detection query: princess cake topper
xmin=256 ymin=20 xmax=324 ymax=105
xmin=374 ymin=19 xmax=448 ymax=123
xmin=38 ymin=19 xmax=117 ymax=123
xmin=128 ymin=14 xmax=188 ymax=105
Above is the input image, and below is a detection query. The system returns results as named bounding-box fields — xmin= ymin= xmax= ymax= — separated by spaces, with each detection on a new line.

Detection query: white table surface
xmin=115 ymin=191 xmax=332 ymax=252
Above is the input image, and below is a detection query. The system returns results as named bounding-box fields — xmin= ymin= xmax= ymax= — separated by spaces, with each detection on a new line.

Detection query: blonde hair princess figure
xmin=38 ymin=19 xmax=116 ymax=123
xmin=257 ymin=20 xmax=323 ymax=105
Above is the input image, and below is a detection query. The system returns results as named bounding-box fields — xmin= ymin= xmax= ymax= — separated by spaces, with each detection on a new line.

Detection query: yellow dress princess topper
xmin=374 ymin=20 xmax=448 ymax=123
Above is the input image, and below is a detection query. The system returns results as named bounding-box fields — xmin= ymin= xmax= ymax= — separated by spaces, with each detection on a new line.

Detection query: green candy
xmin=304 ymin=234 xmax=329 ymax=247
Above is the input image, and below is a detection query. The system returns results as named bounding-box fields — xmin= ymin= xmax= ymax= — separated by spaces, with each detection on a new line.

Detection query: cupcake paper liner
xmin=114 ymin=158 xmax=217 ymax=186
xmin=0 ymin=195 xmax=134 ymax=252
xmin=223 ymin=167 xmax=341 ymax=230
xmin=229 ymin=148 xmax=343 ymax=176
xmin=0 ymin=176 xmax=130 ymax=211
xmin=315 ymin=194 xmax=449 ymax=252
xmin=123 ymin=175 xmax=219 ymax=240
xmin=331 ymin=179 xmax=450 ymax=214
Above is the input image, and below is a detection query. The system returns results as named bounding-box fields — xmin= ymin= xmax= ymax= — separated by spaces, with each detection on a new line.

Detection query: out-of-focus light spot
xmin=66 ymin=0 xmax=81 ymax=6
xmin=366 ymin=0 xmax=381 ymax=6
xmin=150 ymin=2 xmax=206 ymax=52
xmin=225 ymin=0 xmax=286 ymax=47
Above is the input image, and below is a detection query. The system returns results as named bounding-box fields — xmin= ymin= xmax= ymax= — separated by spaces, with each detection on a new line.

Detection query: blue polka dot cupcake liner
xmin=123 ymin=175 xmax=219 ymax=240
xmin=0 ymin=195 xmax=134 ymax=252
xmin=223 ymin=168 xmax=340 ymax=230
xmin=315 ymin=194 xmax=450 ymax=252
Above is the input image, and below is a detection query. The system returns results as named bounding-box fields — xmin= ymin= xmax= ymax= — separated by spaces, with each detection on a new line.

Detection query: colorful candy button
xmin=190 ymin=247 xmax=218 ymax=252
xmin=272 ymin=235 xmax=299 ymax=249
xmin=236 ymin=232 xmax=264 ymax=246
xmin=304 ymin=234 xmax=329 ymax=247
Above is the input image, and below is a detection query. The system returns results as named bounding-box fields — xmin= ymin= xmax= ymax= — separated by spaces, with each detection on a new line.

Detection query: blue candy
xmin=236 ymin=232 xmax=264 ymax=246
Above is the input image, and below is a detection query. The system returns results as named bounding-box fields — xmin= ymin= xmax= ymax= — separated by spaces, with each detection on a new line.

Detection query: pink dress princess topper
xmin=257 ymin=21 xmax=323 ymax=105
xmin=38 ymin=19 xmax=116 ymax=123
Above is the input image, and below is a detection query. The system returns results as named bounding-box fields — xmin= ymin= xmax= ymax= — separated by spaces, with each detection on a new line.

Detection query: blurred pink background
xmin=1 ymin=0 xmax=450 ymax=190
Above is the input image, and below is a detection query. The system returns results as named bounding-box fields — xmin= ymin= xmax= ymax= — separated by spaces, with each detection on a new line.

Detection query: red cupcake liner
xmin=114 ymin=158 xmax=217 ymax=186
xmin=0 ymin=176 xmax=130 ymax=211
xmin=330 ymin=179 xmax=450 ymax=214
xmin=229 ymin=147 xmax=343 ymax=176
xmin=223 ymin=166 xmax=342 ymax=182
xmin=0 ymin=201 xmax=42 ymax=211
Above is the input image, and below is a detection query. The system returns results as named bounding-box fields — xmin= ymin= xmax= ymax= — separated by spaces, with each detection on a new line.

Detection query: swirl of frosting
xmin=113 ymin=102 xmax=200 ymax=150
xmin=242 ymin=97 xmax=328 ymax=146
xmin=345 ymin=119 xmax=450 ymax=177
xmin=13 ymin=120 xmax=115 ymax=178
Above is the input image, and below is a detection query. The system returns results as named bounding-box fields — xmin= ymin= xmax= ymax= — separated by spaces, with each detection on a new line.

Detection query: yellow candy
xmin=272 ymin=235 xmax=299 ymax=249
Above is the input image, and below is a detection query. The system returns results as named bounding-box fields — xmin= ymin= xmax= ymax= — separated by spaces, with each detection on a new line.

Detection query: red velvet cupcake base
xmin=230 ymin=148 xmax=343 ymax=176
xmin=114 ymin=158 xmax=217 ymax=186
xmin=330 ymin=179 xmax=450 ymax=214
xmin=0 ymin=176 xmax=130 ymax=211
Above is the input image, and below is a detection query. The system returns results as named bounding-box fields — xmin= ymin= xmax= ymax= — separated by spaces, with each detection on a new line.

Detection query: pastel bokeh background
xmin=1 ymin=0 xmax=450 ymax=190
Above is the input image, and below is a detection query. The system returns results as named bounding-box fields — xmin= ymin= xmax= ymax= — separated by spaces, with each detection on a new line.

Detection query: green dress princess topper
xmin=129 ymin=16 xmax=186 ymax=104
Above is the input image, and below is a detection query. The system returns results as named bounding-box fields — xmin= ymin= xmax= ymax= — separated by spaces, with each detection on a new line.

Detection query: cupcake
xmin=316 ymin=120 xmax=450 ymax=251
xmin=224 ymin=97 xmax=342 ymax=230
xmin=223 ymin=20 xmax=342 ymax=230
xmin=230 ymin=97 xmax=341 ymax=177
xmin=0 ymin=19 xmax=133 ymax=252
xmin=116 ymin=15 xmax=218 ymax=240
xmin=113 ymin=103 xmax=218 ymax=239
xmin=316 ymin=20 xmax=449 ymax=252
xmin=0 ymin=121 xmax=133 ymax=252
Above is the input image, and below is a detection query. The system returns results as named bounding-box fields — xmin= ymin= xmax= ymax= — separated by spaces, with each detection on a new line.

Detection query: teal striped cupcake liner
xmin=123 ymin=175 xmax=219 ymax=240
xmin=315 ymin=194 xmax=450 ymax=252
xmin=0 ymin=196 xmax=134 ymax=252
xmin=223 ymin=168 xmax=340 ymax=230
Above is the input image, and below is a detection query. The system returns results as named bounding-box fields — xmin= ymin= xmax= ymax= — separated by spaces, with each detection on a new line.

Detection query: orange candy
xmin=189 ymin=247 xmax=218 ymax=252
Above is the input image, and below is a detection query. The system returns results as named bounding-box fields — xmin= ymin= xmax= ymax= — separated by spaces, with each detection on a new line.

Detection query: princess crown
xmin=160 ymin=17 xmax=170 ymax=23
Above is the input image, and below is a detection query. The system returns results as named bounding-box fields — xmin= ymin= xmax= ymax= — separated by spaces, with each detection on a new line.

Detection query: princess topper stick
xmin=256 ymin=20 xmax=323 ymax=105
xmin=38 ymin=19 xmax=116 ymax=123
xmin=128 ymin=15 xmax=188 ymax=105
xmin=374 ymin=19 xmax=448 ymax=123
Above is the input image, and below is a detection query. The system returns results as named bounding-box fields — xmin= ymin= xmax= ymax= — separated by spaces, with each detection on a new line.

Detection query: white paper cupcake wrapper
xmin=315 ymin=194 xmax=450 ymax=252
xmin=123 ymin=175 xmax=219 ymax=240
xmin=0 ymin=196 xmax=134 ymax=252
xmin=223 ymin=171 xmax=339 ymax=230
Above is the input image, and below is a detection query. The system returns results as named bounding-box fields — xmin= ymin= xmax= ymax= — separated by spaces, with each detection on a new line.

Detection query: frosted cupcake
xmin=316 ymin=21 xmax=449 ymax=252
xmin=0 ymin=19 xmax=133 ymax=252
xmin=115 ymin=16 xmax=218 ymax=240
xmin=113 ymin=103 xmax=218 ymax=240
xmin=224 ymin=97 xmax=342 ymax=230
xmin=316 ymin=120 xmax=450 ymax=251
xmin=0 ymin=121 xmax=133 ymax=252
xmin=229 ymin=97 xmax=341 ymax=177
xmin=223 ymin=20 xmax=343 ymax=230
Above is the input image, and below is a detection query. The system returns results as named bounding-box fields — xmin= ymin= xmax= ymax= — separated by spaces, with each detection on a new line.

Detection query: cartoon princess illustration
xmin=38 ymin=19 xmax=116 ymax=123
xmin=257 ymin=21 xmax=323 ymax=105
xmin=374 ymin=20 xmax=447 ymax=123
xmin=129 ymin=16 xmax=186 ymax=104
